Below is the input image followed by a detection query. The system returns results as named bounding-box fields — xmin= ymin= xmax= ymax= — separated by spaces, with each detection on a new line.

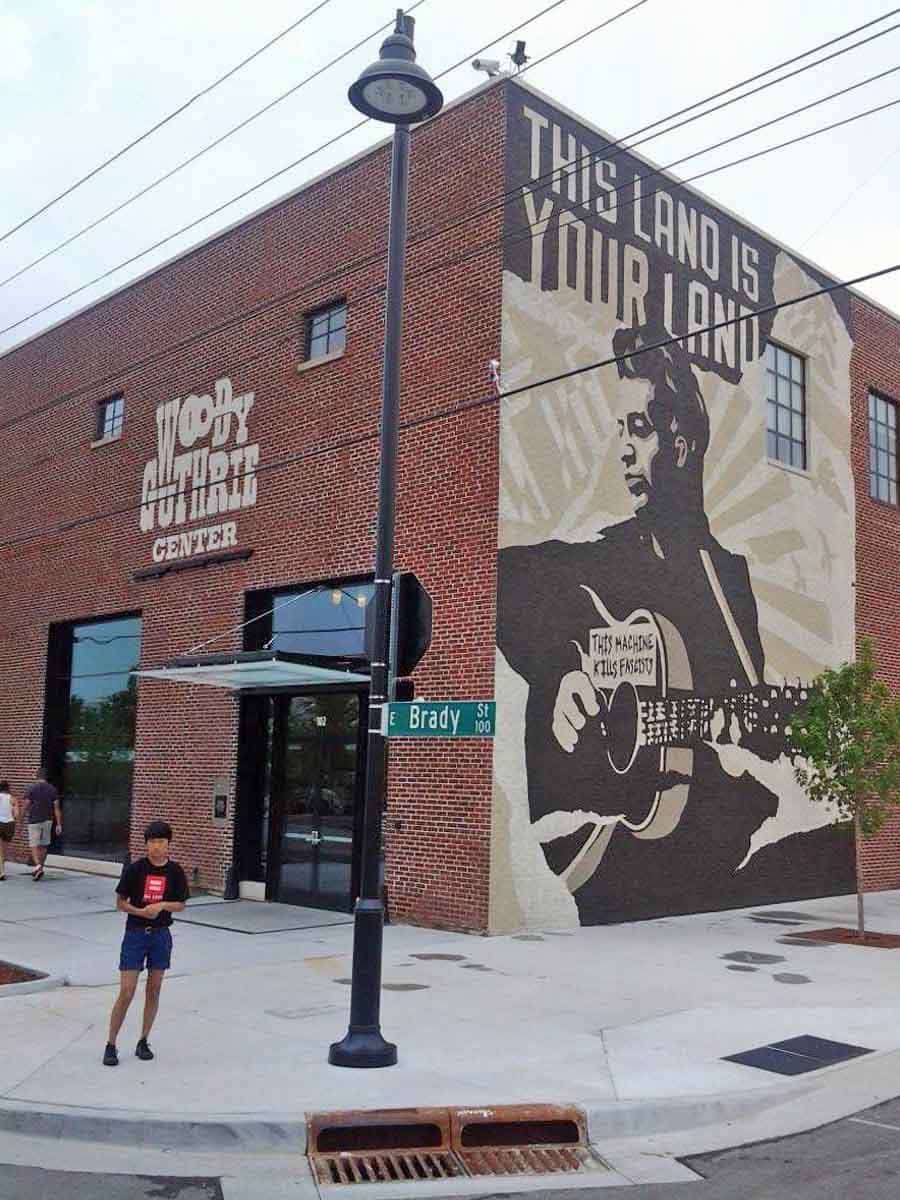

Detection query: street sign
xmin=385 ymin=700 xmax=496 ymax=738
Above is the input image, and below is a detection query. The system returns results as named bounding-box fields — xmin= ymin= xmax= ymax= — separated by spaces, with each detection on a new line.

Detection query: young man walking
xmin=22 ymin=768 xmax=62 ymax=880
xmin=104 ymin=820 xmax=189 ymax=1067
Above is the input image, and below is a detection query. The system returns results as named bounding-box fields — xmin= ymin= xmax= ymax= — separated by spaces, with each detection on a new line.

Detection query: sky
xmin=2 ymin=0 xmax=900 ymax=357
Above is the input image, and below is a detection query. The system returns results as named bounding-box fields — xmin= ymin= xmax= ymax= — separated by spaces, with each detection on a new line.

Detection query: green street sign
xmin=385 ymin=700 xmax=496 ymax=738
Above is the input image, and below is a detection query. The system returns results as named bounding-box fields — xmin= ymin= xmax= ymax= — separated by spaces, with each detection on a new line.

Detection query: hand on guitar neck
xmin=553 ymin=668 xmax=809 ymax=766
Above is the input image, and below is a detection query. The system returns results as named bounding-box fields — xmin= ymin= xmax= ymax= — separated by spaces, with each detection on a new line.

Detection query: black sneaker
xmin=103 ymin=1043 xmax=118 ymax=1067
xmin=135 ymin=1038 xmax=154 ymax=1061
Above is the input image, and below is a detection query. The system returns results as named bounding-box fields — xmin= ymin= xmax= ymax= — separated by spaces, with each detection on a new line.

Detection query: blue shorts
xmin=119 ymin=926 xmax=173 ymax=972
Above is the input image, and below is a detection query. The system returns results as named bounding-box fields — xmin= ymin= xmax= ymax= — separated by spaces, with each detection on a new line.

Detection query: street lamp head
xmin=348 ymin=9 xmax=443 ymax=125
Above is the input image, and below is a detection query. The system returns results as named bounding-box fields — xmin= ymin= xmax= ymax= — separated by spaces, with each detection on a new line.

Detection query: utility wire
xmin=0 ymin=0 xmax=337 ymax=247
xmin=797 ymin=138 xmax=900 ymax=250
xmin=7 ymin=3 xmax=891 ymax=302
xmin=0 ymin=0 xmax=640 ymax=341
xmin=1 ymin=261 xmax=898 ymax=557
xmin=1 ymin=61 xmax=898 ymax=454
xmin=0 ymin=2 xmax=429 ymax=291
xmin=0 ymin=4 xmax=893 ymax=393
xmin=480 ymin=11 xmax=900 ymax=232
xmin=9 ymin=75 xmax=900 ymax=497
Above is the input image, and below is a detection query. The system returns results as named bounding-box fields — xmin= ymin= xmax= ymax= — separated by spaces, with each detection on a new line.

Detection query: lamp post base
xmin=328 ymin=1028 xmax=398 ymax=1068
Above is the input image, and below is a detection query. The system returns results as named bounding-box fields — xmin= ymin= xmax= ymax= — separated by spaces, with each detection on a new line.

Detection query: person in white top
xmin=0 ymin=780 xmax=17 ymax=881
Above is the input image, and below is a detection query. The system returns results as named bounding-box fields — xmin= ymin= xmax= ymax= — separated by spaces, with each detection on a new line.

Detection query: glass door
xmin=274 ymin=693 xmax=361 ymax=910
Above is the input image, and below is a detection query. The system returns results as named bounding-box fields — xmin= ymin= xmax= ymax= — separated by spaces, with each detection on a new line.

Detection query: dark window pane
xmin=767 ymin=430 xmax=778 ymax=460
xmin=71 ymin=616 xmax=142 ymax=678
xmin=269 ymin=582 xmax=373 ymax=658
xmin=50 ymin=615 xmax=142 ymax=862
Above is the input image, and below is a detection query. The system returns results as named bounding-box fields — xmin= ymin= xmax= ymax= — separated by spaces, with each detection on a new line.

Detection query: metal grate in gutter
xmin=308 ymin=1103 xmax=607 ymax=1185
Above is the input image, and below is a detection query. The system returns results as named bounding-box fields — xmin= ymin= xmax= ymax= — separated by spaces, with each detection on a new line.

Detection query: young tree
xmin=791 ymin=639 xmax=900 ymax=938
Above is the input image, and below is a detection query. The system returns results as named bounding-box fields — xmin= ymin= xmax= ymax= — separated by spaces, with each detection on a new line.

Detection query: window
xmin=44 ymin=614 xmax=142 ymax=861
xmin=96 ymin=393 xmax=124 ymax=441
xmin=245 ymin=581 xmax=372 ymax=658
xmin=305 ymin=301 xmax=347 ymax=362
xmin=765 ymin=343 xmax=806 ymax=470
xmin=869 ymin=391 xmax=898 ymax=505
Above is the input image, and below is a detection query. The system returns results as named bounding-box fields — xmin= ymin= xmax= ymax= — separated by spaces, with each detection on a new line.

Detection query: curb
xmin=0 ymin=1099 xmax=307 ymax=1151
xmin=0 ymin=1082 xmax=807 ymax=1153
xmin=583 ymin=1079 xmax=818 ymax=1141
xmin=0 ymin=962 xmax=66 ymax=998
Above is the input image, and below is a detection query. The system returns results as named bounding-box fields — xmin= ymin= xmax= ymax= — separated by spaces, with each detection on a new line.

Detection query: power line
xmin=392 ymin=94 xmax=900 ymax=301
xmin=0 ymin=0 xmax=640 ymax=341
xmin=0 ymin=0 xmax=337 ymax=247
xmin=1 ymin=2 xmax=893 ymax=387
xmin=0 ymin=2 xmax=430 ymax=291
xmin=798 ymin=138 xmax=900 ymax=250
xmin=2 ymin=58 xmax=898 ymax=460
xmin=492 ymin=10 xmax=900 ymax=226
xmin=1 ymin=260 xmax=897 ymax=557
xmin=0 ymin=6 xmax=889 ymax=449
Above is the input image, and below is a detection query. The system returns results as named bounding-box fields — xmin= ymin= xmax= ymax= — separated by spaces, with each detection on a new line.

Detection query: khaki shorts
xmin=28 ymin=820 xmax=52 ymax=848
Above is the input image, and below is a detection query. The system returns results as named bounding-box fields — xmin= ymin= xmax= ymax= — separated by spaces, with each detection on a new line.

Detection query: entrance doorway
xmin=268 ymin=692 xmax=364 ymax=910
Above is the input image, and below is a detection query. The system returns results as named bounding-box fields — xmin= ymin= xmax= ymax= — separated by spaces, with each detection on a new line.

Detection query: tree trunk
xmin=855 ymin=811 xmax=866 ymax=940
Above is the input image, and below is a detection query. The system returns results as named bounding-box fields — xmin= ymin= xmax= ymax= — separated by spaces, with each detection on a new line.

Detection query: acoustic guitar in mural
xmin=557 ymin=584 xmax=809 ymax=893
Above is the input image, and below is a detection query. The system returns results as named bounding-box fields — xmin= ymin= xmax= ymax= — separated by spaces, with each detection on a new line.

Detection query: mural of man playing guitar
xmin=497 ymin=323 xmax=853 ymax=923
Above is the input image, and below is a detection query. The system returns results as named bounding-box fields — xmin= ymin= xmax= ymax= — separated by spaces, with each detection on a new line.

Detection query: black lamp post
xmin=329 ymin=10 xmax=443 ymax=1069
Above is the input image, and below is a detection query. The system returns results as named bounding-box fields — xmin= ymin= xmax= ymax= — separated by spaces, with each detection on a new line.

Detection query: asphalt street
xmin=3 ymin=1096 xmax=900 ymax=1199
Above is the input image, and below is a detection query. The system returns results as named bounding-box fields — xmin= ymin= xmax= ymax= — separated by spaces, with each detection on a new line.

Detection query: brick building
xmin=0 ymin=77 xmax=897 ymax=930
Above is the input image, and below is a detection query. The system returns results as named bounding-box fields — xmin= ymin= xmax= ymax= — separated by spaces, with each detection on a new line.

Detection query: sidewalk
xmin=2 ymin=863 xmax=900 ymax=1167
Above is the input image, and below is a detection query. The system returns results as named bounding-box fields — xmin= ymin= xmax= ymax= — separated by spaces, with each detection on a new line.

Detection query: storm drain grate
xmin=316 ymin=1150 xmax=461 ymax=1185
xmin=308 ymin=1104 xmax=607 ymax=1185
xmin=459 ymin=1144 xmax=600 ymax=1175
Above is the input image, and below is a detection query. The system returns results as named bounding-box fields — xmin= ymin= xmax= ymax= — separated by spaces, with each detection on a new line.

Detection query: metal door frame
xmin=265 ymin=688 xmax=367 ymax=910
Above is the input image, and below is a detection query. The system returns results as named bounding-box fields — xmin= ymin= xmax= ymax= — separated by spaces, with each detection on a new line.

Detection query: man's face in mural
xmin=613 ymin=376 xmax=664 ymax=516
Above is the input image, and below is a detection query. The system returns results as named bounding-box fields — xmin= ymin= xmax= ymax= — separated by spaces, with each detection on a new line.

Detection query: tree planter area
xmin=0 ymin=962 xmax=45 ymax=987
xmin=791 ymin=927 xmax=900 ymax=949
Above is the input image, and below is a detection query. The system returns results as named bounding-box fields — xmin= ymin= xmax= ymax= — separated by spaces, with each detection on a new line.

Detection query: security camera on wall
xmin=472 ymin=57 xmax=503 ymax=77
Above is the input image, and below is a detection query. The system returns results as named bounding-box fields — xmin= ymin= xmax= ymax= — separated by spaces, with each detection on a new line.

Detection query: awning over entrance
xmin=134 ymin=650 xmax=369 ymax=693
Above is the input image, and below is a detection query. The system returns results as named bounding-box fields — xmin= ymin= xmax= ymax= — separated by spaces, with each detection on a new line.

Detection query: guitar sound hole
xmin=607 ymin=684 xmax=640 ymax=774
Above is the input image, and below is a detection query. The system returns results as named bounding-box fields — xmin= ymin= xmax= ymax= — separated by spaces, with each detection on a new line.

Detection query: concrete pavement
xmin=1 ymin=862 xmax=900 ymax=1190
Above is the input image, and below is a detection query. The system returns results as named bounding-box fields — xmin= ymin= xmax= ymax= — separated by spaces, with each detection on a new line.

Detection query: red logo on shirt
xmin=143 ymin=875 xmax=166 ymax=904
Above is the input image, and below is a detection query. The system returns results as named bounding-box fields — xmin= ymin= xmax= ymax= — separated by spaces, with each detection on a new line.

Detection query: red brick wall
xmin=850 ymin=295 xmax=900 ymax=890
xmin=0 ymin=83 xmax=506 ymax=929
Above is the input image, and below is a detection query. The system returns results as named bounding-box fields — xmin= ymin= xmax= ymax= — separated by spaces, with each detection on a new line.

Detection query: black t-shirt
xmin=116 ymin=857 xmax=189 ymax=929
